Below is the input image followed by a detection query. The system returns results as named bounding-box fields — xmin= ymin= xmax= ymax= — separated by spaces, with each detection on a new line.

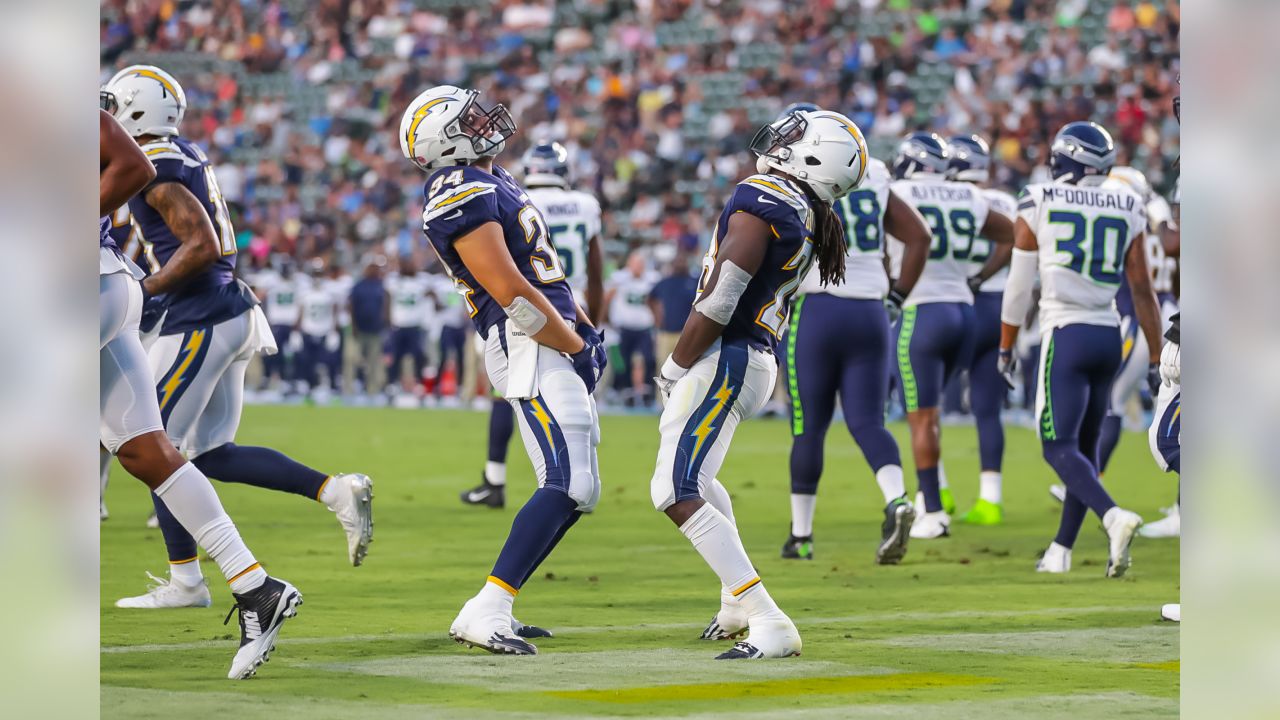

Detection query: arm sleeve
xmin=1000 ymin=248 xmax=1039 ymax=327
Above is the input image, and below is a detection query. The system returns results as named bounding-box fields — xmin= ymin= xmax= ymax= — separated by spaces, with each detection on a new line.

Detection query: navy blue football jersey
xmin=698 ymin=174 xmax=817 ymax=352
xmin=421 ymin=164 xmax=577 ymax=338
xmin=129 ymin=136 xmax=255 ymax=334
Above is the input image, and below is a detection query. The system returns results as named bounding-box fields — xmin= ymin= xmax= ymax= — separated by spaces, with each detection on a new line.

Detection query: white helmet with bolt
xmin=751 ymin=109 xmax=869 ymax=204
xmin=101 ymin=65 xmax=187 ymax=138
xmin=400 ymin=85 xmax=517 ymax=172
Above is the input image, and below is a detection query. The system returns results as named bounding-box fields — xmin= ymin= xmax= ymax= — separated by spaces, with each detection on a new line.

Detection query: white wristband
xmin=661 ymin=354 xmax=689 ymax=382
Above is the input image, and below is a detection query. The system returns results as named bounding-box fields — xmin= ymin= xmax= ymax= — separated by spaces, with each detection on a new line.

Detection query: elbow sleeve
xmin=999 ymin=248 xmax=1038 ymax=327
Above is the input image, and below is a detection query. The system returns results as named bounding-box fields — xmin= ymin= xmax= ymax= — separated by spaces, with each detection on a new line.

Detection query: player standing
xmin=460 ymin=141 xmax=605 ymax=509
xmin=100 ymin=105 xmax=300 ymax=679
xmin=945 ymin=135 xmax=1019 ymax=525
xmin=997 ymin=121 xmax=1163 ymax=576
xmin=781 ymin=109 xmax=932 ymax=564
xmin=889 ymin=132 xmax=1014 ymax=539
xmin=652 ymin=109 xmax=866 ymax=658
xmin=102 ymin=67 xmax=373 ymax=613
xmin=401 ymin=85 xmax=607 ymax=655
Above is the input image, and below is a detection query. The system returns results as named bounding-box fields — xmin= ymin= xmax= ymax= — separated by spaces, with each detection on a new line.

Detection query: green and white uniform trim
xmin=896 ymin=306 xmax=919 ymax=412
xmin=787 ymin=295 xmax=806 ymax=436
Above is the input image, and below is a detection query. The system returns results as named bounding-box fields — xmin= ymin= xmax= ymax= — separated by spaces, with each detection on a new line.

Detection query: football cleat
xmin=449 ymin=599 xmax=536 ymax=655
xmin=225 ymin=576 xmax=302 ymax=679
xmin=511 ymin=616 xmax=553 ymax=639
xmin=100 ymin=500 xmax=108 ymax=522
xmin=876 ymin=496 xmax=916 ymax=565
xmin=1160 ymin=603 xmax=1181 ymax=622
xmin=909 ymin=510 xmax=951 ymax=539
xmin=1138 ymin=504 xmax=1179 ymax=538
xmin=146 ymin=512 xmax=159 ymax=528
xmin=324 ymin=473 xmax=374 ymax=566
xmin=960 ymin=499 xmax=1004 ymax=525
xmin=1103 ymin=507 xmax=1144 ymax=578
xmin=115 ymin=571 xmax=213 ymax=609
xmin=1048 ymin=484 xmax=1066 ymax=503
xmin=715 ymin=614 xmax=801 ymax=659
xmin=780 ymin=533 xmax=814 ymax=560
xmin=700 ymin=589 xmax=748 ymax=641
xmin=460 ymin=475 xmax=506 ymax=509
xmin=1036 ymin=542 xmax=1072 ymax=573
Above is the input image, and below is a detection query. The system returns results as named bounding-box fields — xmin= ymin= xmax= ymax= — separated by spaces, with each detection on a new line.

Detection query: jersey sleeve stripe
xmin=745 ymin=177 xmax=808 ymax=211
xmin=423 ymin=182 xmax=497 ymax=220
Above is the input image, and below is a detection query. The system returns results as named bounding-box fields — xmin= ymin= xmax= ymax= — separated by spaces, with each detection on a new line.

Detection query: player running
xmin=652 ymin=109 xmax=867 ymax=659
xmin=997 ymin=121 xmax=1163 ymax=577
xmin=781 ymin=104 xmax=932 ymax=564
xmin=460 ymin=140 xmax=604 ymax=509
xmin=889 ymin=132 xmax=1014 ymax=540
xmin=945 ymin=135 xmax=1019 ymax=526
xmin=401 ymin=85 xmax=607 ymax=656
xmin=100 ymin=105 xmax=300 ymax=679
xmin=102 ymin=67 xmax=373 ymax=613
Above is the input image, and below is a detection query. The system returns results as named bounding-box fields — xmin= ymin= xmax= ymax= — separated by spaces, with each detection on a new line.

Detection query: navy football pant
xmin=387 ymin=326 xmax=425 ymax=383
xmin=262 ymin=324 xmax=293 ymax=382
xmin=489 ymin=397 xmax=515 ymax=464
xmin=613 ymin=327 xmax=656 ymax=398
xmin=1035 ymin=324 xmax=1122 ymax=548
xmin=436 ymin=325 xmax=467 ymax=396
xmin=896 ymin=302 xmax=974 ymax=413
xmin=969 ymin=292 xmax=1006 ymax=472
xmin=784 ymin=294 xmax=900 ymax=496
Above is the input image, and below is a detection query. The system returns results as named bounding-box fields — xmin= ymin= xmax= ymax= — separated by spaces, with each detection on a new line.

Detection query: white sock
xmin=680 ymin=504 xmax=763 ymax=602
xmin=100 ymin=446 xmax=111 ymax=497
xmin=169 ymin=558 xmax=204 ymax=587
xmin=485 ymin=461 xmax=507 ymax=487
xmin=979 ymin=471 xmax=1002 ymax=504
xmin=937 ymin=462 xmax=949 ymax=489
xmin=479 ymin=577 xmax=516 ymax=614
xmin=154 ymin=463 xmax=266 ymax=594
xmin=737 ymin=579 xmax=783 ymax=620
xmin=318 ymin=476 xmax=339 ymax=505
xmin=875 ymin=465 xmax=905 ymax=504
xmin=703 ymin=478 xmax=736 ymax=526
xmin=789 ymin=494 xmax=816 ymax=537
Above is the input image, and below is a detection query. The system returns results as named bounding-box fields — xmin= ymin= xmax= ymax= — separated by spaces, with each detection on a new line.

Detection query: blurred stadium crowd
xmin=99 ymin=0 xmax=1180 ymax=404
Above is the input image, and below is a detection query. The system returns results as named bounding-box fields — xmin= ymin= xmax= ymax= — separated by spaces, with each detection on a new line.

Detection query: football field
xmin=101 ymin=405 xmax=1179 ymax=719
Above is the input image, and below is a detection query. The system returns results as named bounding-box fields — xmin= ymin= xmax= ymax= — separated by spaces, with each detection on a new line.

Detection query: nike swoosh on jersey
xmin=757 ymin=195 xmax=778 ymax=205
xmin=445 ymin=209 xmax=464 ymax=220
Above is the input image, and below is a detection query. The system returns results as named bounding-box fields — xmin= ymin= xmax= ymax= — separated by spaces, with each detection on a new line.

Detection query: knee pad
xmin=651 ymin=469 xmax=679 ymax=511
xmin=568 ymin=467 xmax=600 ymax=512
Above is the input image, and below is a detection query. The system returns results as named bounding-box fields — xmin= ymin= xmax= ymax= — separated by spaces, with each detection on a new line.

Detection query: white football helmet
xmin=1107 ymin=165 xmax=1154 ymax=203
xmin=751 ymin=109 xmax=868 ymax=204
xmin=400 ymin=86 xmax=517 ymax=172
xmin=101 ymin=65 xmax=187 ymax=138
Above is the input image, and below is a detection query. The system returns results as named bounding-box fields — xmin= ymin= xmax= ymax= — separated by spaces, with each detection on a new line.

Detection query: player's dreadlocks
xmin=798 ymin=183 xmax=847 ymax=287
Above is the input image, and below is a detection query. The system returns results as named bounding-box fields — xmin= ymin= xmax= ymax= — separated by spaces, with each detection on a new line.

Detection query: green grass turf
xmin=101 ymin=405 xmax=1179 ymax=719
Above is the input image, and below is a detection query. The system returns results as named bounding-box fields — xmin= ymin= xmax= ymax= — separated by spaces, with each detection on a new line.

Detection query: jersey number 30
xmin=1049 ymin=210 xmax=1128 ymax=285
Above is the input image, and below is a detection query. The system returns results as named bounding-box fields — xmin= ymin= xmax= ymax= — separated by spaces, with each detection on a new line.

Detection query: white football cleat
xmin=715 ymin=612 xmax=802 ymax=659
xmin=1036 ymin=542 xmax=1072 ymax=573
xmin=909 ymin=510 xmax=951 ymax=539
xmin=322 ymin=473 xmax=374 ymax=566
xmin=449 ymin=598 xmax=536 ymax=655
xmin=100 ymin=500 xmax=108 ymax=522
xmin=700 ymin=588 xmax=748 ymax=641
xmin=1138 ymin=504 xmax=1179 ymax=538
xmin=227 ymin=576 xmax=303 ymax=679
xmin=1160 ymin=603 xmax=1180 ymax=622
xmin=1103 ymin=507 xmax=1143 ymax=578
xmin=115 ymin=571 xmax=212 ymax=609
xmin=1048 ymin=484 xmax=1066 ymax=503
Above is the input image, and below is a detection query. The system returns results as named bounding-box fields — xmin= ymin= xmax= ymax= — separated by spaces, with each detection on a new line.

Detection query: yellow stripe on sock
xmin=315 ymin=475 xmax=332 ymax=501
xmin=227 ymin=562 xmax=261 ymax=585
xmin=169 ymin=556 xmax=199 ymax=565
xmin=487 ymin=575 xmax=519 ymax=596
xmin=731 ymin=577 xmax=761 ymax=597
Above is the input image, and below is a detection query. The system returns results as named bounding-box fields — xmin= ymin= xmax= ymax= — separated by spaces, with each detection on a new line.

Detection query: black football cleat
xmin=780 ymin=533 xmax=814 ymax=560
xmin=876 ymin=495 xmax=916 ymax=565
xmin=225 ymin=576 xmax=302 ymax=679
xmin=460 ymin=475 xmax=505 ymax=508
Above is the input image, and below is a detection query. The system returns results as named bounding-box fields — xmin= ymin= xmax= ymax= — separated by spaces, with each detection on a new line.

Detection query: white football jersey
xmin=432 ymin=273 xmax=470 ymax=328
xmin=385 ymin=272 xmax=433 ymax=329
xmin=607 ymin=268 xmax=660 ymax=330
xmin=1019 ymin=180 xmax=1147 ymax=330
xmin=256 ymin=270 xmax=301 ymax=326
xmin=967 ymin=188 xmax=1017 ymax=293
xmin=891 ymin=175 xmax=991 ymax=306
xmin=526 ymin=186 xmax=602 ymax=303
xmin=299 ymin=282 xmax=338 ymax=337
xmin=799 ymin=158 xmax=891 ymax=299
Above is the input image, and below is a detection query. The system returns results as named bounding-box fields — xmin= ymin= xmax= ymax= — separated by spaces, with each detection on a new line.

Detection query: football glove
xmin=1147 ymin=362 xmax=1161 ymax=398
xmin=139 ymin=293 xmax=170 ymax=335
xmin=1159 ymin=341 xmax=1180 ymax=387
xmin=997 ymin=348 xmax=1017 ymax=391
xmin=569 ymin=324 xmax=607 ymax=394
xmin=655 ymin=354 xmax=690 ymax=407
xmin=966 ymin=274 xmax=984 ymax=297
xmin=885 ymin=287 xmax=907 ymax=326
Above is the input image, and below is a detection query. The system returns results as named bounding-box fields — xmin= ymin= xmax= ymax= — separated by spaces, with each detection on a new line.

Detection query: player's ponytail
xmin=800 ymin=185 xmax=847 ymax=287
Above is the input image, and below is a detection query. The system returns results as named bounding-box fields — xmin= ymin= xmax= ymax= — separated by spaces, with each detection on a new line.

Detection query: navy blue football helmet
xmin=1049 ymin=121 xmax=1116 ymax=184
xmin=891 ymin=132 xmax=950 ymax=179
xmin=946 ymin=134 xmax=991 ymax=183
xmin=521 ymin=140 xmax=570 ymax=188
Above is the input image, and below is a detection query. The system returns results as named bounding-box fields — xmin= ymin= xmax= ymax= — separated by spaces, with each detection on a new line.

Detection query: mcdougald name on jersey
xmin=1036 ymin=186 xmax=1139 ymax=211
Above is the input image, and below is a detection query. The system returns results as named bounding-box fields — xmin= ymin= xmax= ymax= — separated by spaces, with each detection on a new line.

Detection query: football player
xmin=945 ymin=135 xmax=1019 ymax=526
xmin=100 ymin=106 xmax=300 ymax=679
xmin=402 ymin=85 xmax=607 ymax=655
xmin=460 ymin=140 xmax=605 ymax=509
xmin=102 ymin=67 xmax=374 ymax=614
xmin=889 ymin=133 xmax=1015 ymax=539
xmin=997 ymin=121 xmax=1163 ymax=576
xmin=781 ymin=107 xmax=932 ymax=564
xmin=653 ymin=109 xmax=866 ymax=658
